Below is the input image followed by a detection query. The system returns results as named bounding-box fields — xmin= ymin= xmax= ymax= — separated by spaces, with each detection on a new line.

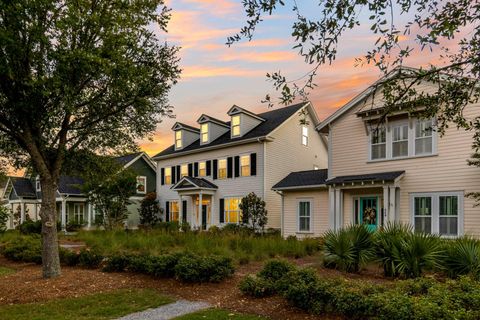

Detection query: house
xmin=153 ymin=102 xmax=328 ymax=230
xmin=274 ymin=67 xmax=480 ymax=238
xmin=1 ymin=152 xmax=156 ymax=230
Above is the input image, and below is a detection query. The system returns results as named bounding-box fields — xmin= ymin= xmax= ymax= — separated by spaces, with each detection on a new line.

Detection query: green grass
xmin=0 ymin=266 xmax=15 ymax=276
xmin=67 ymin=229 xmax=320 ymax=263
xmin=0 ymin=289 xmax=173 ymax=320
xmin=174 ymin=309 xmax=268 ymax=319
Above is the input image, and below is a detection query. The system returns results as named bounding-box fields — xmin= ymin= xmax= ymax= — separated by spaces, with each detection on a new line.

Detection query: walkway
xmin=117 ymin=300 xmax=211 ymax=320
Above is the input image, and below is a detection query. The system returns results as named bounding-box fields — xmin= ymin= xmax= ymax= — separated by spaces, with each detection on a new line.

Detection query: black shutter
xmin=161 ymin=168 xmax=165 ymax=185
xmin=227 ymin=157 xmax=233 ymax=178
xmin=194 ymin=162 xmax=199 ymax=177
xmin=172 ymin=167 xmax=176 ymax=184
xmin=182 ymin=200 xmax=187 ymax=222
xmin=212 ymin=160 xmax=218 ymax=179
xmin=188 ymin=163 xmax=193 ymax=177
xmin=176 ymin=165 xmax=181 ymax=181
xmin=250 ymin=153 xmax=257 ymax=176
xmin=206 ymin=160 xmax=211 ymax=176
xmin=219 ymin=198 xmax=225 ymax=223
xmin=165 ymin=201 xmax=170 ymax=222
xmin=234 ymin=156 xmax=240 ymax=177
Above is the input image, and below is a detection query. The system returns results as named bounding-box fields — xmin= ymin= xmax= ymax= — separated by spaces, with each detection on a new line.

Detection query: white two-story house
xmin=153 ymin=102 xmax=328 ymax=230
xmin=274 ymin=67 xmax=480 ymax=238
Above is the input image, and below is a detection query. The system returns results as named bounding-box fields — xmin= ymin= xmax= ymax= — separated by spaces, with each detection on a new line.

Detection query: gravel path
xmin=117 ymin=300 xmax=211 ymax=320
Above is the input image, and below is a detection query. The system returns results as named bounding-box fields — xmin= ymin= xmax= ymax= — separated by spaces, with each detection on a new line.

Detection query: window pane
xmin=372 ymin=127 xmax=386 ymax=143
xmin=415 ymin=137 xmax=433 ymax=155
xmin=299 ymin=217 xmax=310 ymax=231
xmin=181 ymin=165 xmax=188 ymax=177
xmin=415 ymin=197 xmax=432 ymax=216
xmin=372 ymin=144 xmax=386 ymax=159
xmin=414 ymin=217 xmax=432 ymax=234
xmin=416 ymin=120 xmax=433 ymax=138
xmin=229 ymin=211 xmax=238 ymax=223
xmin=232 ymin=125 xmax=240 ymax=136
xmin=440 ymin=217 xmax=458 ymax=236
xmin=175 ymin=131 xmax=182 ymax=139
xmin=232 ymin=115 xmax=240 ymax=126
xmin=199 ymin=162 xmax=206 ymax=176
xmin=440 ymin=196 xmax=458 ymax=216
xmin=393 ymin=141 xmax=408 ymax=157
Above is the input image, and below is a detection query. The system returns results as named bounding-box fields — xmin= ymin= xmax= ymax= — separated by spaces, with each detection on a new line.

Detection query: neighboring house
xmin=1 ymin=152 xmax=156 ymax=230
xmin=153 ymin=102 xmax=328 ymax=230
xmin=274 ymin=67 xmax=480 ymax=238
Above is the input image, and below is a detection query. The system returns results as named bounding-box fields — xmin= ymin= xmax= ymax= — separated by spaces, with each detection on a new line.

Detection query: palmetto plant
xmin=323 ymin=225 xmax=375 ymax=273
xmin=444 ymin=237 xmax=480 ymax=280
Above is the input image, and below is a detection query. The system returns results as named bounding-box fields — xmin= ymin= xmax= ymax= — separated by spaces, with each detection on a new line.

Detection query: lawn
xmin=0 ymin=266 xmax=15 ymax=276
xmin=174 ymin=309 xmax=268 ymax=320
xmin=0 ymin=289 xmax=173 ymax=320
xmin=68 ymin=228 xmax=320 ymax=263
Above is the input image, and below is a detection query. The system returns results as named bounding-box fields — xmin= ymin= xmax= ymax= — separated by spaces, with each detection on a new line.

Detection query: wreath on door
xmin=363 ymin=207 xmax=376 ymax=225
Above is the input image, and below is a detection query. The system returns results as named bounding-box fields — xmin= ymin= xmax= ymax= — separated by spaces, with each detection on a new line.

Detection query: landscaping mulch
xmin=0 ymin=256 xmax=344 ymax=320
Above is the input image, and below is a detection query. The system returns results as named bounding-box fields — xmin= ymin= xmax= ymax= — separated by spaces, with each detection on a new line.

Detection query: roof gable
xmin=171 ymin=176 xmax=218 ymax=190
xmin=197 ymin=114 xmax=229 ymax=127
xmin=227 ymin=105 xmax=266 ymax=121
xmin=172 ymin=122 xmax=200 ymax=133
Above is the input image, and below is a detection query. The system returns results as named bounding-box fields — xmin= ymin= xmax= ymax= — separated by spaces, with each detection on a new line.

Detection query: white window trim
xmin=175 ymin=131 xmax=183 ymax=150
xmin=231 ymin=115 xmax=241 ymax=138
xmin=136 ymin=176 xmax=147 ymax=194
xmin=409 ymin=191 xmax=464 ymax=237
xmin=239 ymin=154 xmax=251 ymax=177
xmin=200 ymin=123 xmax=209 ymax=144
xmin=368 ymin=118 xmax=438 ymax=162
xmin=302 ymin=126 xmax=309 ymax=146
xmin=224 ymin=196 xmax=242 ymax=224
xmin=164 ymin=167 xmax=172 ymax=185
xmin=168 ymin=200 xmax=180 ymax=222
xmin=217 ymin=158 xmax=227 ymax=180
xmin=297 ymin=198 xmax=313 ymax=233
xmin=198 ymin=161 xmax=207 ymax=177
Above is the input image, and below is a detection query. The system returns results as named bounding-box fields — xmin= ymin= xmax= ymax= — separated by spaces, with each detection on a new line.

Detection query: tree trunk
xmin=40 ymin=177 xmax=61 ymax=278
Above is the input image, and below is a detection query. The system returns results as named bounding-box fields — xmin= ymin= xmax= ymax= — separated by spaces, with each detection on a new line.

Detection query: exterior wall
xmin=329 ymin=96 xmax=480 ymax=236
xmin=265 ymin=109 xmax=329 ymax=228
xmin=128 ymin=156 xmax=156 ymax=197
xmin=156 ymin=142 xmax=264 ymax=224
xmin=237 ymin=113 xmax=262 ymax=138
xmin=205 ymin=122 xmax=229 ymax=144
xmin=282 ymin=189 xmax=329 ymax=238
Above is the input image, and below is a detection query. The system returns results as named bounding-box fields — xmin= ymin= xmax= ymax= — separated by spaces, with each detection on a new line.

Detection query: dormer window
xmin=232 ymin=115 xmax=241 ymax=137
xmin=201 ymin=123 xmax=209 ymax=143
xmin=175 ymin=131 xmax=182 ymax=149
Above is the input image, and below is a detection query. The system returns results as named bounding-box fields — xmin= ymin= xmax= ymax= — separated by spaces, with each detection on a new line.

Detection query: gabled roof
xmin=9 ymin=177 xmax=36 ymax=198
xmin=326 ymin=171 xmax=405 ymax=185
xmin=227 ymin=105 xmax=266 ymax=121
xmin=272 ymin=169 xmax=328 ymax=190
xmin=171 ymin=176 xmax=218 ymax=190
xmin=58 ymin=176 xmax=85 ymax=195
xmin=115 ymin=152 xmax=156 ymax=171
xmin=197 ymin=114 xmax=229 ymax=127
xmin=172 ymin=122 xmax=200 ymax=133
xmin=154 ymin=102 xmax=310 ymax=159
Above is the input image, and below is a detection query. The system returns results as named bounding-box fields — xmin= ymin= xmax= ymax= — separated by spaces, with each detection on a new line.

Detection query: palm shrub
xmin=323 ymin=225 xmax=375 ymax=273
xmin=443 ymin=237 xmax=480 ymax=279
xmin=374 ymin=222 xmax=412 ymax=277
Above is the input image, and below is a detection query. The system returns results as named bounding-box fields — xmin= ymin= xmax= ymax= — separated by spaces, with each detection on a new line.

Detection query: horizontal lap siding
xmin=330 ymin=94 xmax=480 ymax=236
xmin=283 ymin=190 xmax=329 ymax=238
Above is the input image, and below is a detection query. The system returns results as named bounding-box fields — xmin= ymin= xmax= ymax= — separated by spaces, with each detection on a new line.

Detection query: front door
xmin=201 ymin=204 xmax=208 ymax=230
xmin=360 ymin=197 xmax=378 ymax=231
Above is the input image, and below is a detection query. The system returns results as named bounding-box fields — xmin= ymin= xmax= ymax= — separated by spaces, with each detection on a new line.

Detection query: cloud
xmin=181 ymin=65 xmax=264 ymax=79
xmin=179 ymin=0 xmax=240 ymax=15
xmin=219 ymin=50 xmax=297 ymax=63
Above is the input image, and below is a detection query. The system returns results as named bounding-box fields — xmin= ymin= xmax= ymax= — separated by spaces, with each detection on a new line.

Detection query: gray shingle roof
xmin=11 ymin=177 xmax=36 ymax=198
xmin=115 ymin=152 xmax=142 ymax=166
xmin=58 ymin=176 xmax=85 ymax=195
xmin=172 ymin=177 xmax=218 ymax=190
xmin=154 ymin=102 xmax=307 ymax=158
xmin=272 ymin=169 xmax=329 ymax=190
xmin=326 ymin=171 xmax=405 ymax=185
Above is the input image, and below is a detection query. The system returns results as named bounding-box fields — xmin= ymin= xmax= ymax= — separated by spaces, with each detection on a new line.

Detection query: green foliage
xmin=154 ymin=221 xmax=181 ymax=233
xmin=238 ymin=275 xmax=275 ymax=298
xmin=0 ymin=206 xmax=9 ymax=233
xmin=174 ymin=309 xmax=267 ymax=320
xmin=239 ymin=192 xmax=268 ymax=232
xmin=102 ymin=254 xmax=133 ymax=273
xmin=257 ymin=259 xmax=295 ymax=283
xmin=59 ymin=249 xmax=80 ymax=267
xmin=17 ymin=219 xmax=42 ymax=234
xmin=78 ymin=249 xmax=104 ymax=269
xmin=2 ymin=235 xmax=42 ymax=264
xmin=174 ymin=254 xmax=235 ymax=283
xmin=149 ymin=252 xmax=185 ymax=278
xmin=139 ymin=192 xmax=162 ymax=227
xmin=443 ymin=237 xmax=480 ymax=279
xmin=375 ymin=222 xmax=413 ymax=277
xmin=323 ymin=225 xmax=375 ymax=273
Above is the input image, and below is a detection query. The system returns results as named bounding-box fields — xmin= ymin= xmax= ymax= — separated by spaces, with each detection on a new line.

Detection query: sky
xmin=140 ymin=0 xmax=454 ymax=156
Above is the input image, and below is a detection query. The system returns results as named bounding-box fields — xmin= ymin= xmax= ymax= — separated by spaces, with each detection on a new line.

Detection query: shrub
xmin=78 ymin=249 xmax=103 ymax=268
xmin=443 ymin=237 xmax=480 ymax=279
xmin=375 ymin=222 xmax=412 ymax=277
xmin=18 ymin=220 xmax=42 ymax=234
xmin=257 ymin=259 xmax=295 ymax=283
xmin=2 ymin=236 xmax=42 ymax=264
xmin=154 ymin=221 xmax=180 ymax=233
xmin=139 ymin=192 xmax=161 ymax=227
xmin=239 ymin=275 xmax=275 ymax=297
xmin=59 ymin=248 xmax=80 ymax=266
xmin=174 ymin=254 xmax=235 ymax=283
xmin=102 ymin=254 xmax=132 ymax=272
xmin=127 ymin=255 xmax=154 ymax=274
xmin=66 ymin=221 xmax=83 ymax=232
xmin=323 ymin=225 xmax=375 ymax=272
xmin=149 ymin=252 xmax=185 ymax=278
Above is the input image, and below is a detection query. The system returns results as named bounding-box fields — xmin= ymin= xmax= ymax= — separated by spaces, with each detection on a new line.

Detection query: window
xmin=198 ymin=161 xmax=207 ymax=177
xmin=73 ymin=203 xmax=85 ymax=224
xmin=175 ymin=131 xmax=182 ymax=149
xmin=164 ymin=167 xmax=172 ymax=185
xmin=218 ymin=159 xmax=227 ymax=179
xmin=240 ymin=155 xmax=250 ymax=177
xmin=232 ymin=115 xmax=240 ymax=137
xmin=136 ymin=176 xmax=147 ymax=194
xmin=224 ymin=197 xmax=242 ymax=223
xmin=302 ymin=126 xmax=308 ymax=146
xmin=201 ymin=123 xmax=209 ymax=143
xmin=415 ymin=119 xmax=433 ymax=155
xmin=414 ymin=196 xmax=432 ymax=233
xmin=180 ymin=164 xmax=188 ymax=178
xmin=298 ymin=201 xmax=311 ymax=232
xmin=169 ymin=201 xmax=179 ymax=222
xmin=371 ymin=126 xmax=386 ymax=160
xmin=35 ymin=178 xmax=41 ymax=192
xmin=392 ymin=124 xmax=409 ymax=157
xmin=412 ymin=192 xmax=462 ymax=237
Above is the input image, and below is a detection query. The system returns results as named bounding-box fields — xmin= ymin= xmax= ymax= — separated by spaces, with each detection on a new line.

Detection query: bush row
xmin=102 ymin=252 xmax=235 ymax=283
xmin=240 ymin=259 xmax=480 ymax=319
xmin=324 ymin=223 xmax=480 ymax=279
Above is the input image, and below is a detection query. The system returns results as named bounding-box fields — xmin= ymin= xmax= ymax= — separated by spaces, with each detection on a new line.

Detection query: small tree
xmin=0 ymin=206 xmax=10 ymax=233
xmin=139 ymin=192 xmax=161 ymax=227
xmin=239 ymin=192 xmax=268 ymax=232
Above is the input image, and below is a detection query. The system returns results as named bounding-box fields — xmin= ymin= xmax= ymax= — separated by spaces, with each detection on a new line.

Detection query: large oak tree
xmin=0 ymin=0 xmax=180 ymax=278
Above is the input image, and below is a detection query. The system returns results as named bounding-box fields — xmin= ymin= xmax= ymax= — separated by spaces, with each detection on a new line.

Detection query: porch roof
xmin=326 ymin=170 xmax=405 ymax=185
xmin=272 ymin=169 xmax=328 ymax=191
xmin=171 ymin=176 xmax=218 ymax=191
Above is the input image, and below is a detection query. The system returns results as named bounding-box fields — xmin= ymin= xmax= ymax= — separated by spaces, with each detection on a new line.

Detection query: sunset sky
xmin=139 ymin=0 xmax=454 ymax=155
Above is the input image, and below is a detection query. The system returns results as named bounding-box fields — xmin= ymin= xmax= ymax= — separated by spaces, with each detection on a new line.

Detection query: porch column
xmin=20 ymin=202 xmax=25 ymax=223
xmin=383 ymin=186 xmax=389 ymax=226
xmin=328 ymin=187 xmax=335 ymax=230
xmin=61 ymin=198 xmax=67 ymax=231
xmin=389 ymin=186 xmax=396 ymax=222
xmin=334 ymin=188 xmax=343 ymax=230
xmin=198 ymin=193 xmax=203 ymax=230
xmin=87 ymin=203 xmax=92 ymax=228
xmin=210 ymin=195 xmax=215 ymax=227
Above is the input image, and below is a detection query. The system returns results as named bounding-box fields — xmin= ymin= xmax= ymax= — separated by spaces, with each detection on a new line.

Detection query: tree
xmin=230 ymin=1 xmax=479 ymax=144
xmin=139 ymin=192 xmax=161 ymax=227
xmin=239 ymin=192 xmax=268 ymax=232
xmin=0 ymin=1 xmax=180 ymax=277
xmin=0 ymin=206 xmax=10 ymax=233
